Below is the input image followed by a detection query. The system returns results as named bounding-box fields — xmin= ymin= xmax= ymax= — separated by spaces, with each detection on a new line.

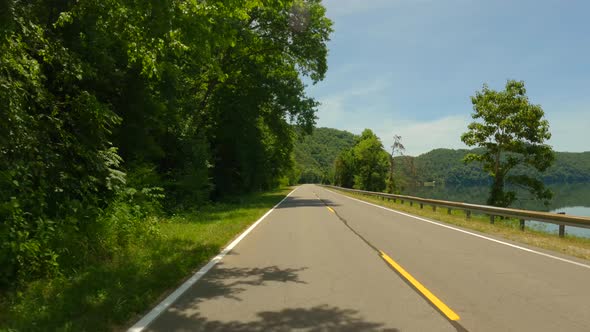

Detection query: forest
xmin=294 ymin=128 xmax=590 ymax=190
xmin=293 ymin=127 xmax=357 ymax=183
xmin=392 ymin=148 xmax=590 ymax=187
xmin=1 ymin=0 xmax=332 ymax=290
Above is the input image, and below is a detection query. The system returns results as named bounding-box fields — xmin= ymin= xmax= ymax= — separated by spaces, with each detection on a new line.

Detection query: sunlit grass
xmin=337 ymin=189 xmax=590 ymax=261
xmin=0 ymin=188 xmax=292 ymax=332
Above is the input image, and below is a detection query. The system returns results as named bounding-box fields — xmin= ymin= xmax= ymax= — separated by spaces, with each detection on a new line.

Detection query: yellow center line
xmin=379 ymin=250 xmax=460 ymax=321
xmin=327 ymin=207 xmax=335 ymax=213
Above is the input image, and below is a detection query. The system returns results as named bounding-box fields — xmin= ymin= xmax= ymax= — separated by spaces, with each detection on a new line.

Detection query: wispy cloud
xmin=374 ymin=115 xmax=470 ymax=156
xmin=310 ymin=0 xmax=590 ymax=155
xmin=314 ymin=77 xmax=392 ymax=125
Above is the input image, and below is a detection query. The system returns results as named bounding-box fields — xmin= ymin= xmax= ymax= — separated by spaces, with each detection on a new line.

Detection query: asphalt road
xmin=137 ymin=184 xmax=590 ymax=332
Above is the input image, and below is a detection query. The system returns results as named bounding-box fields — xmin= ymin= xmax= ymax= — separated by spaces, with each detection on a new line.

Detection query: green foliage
xmin=2 ymin=188 xmax=290 ymax=332
xmin=333 ymin=129 xmax=389 ymax=191
xmin=294 ymin=127 xmax=357 ymax=183
xmin=352 ymin=130 xmax=389 ymax=191
xmin=461 ymin=80 xmax=555 ymax=207
xmin=0 ymin=0 xmax=331 ymax=291
xmin=391 ymin=148 xmax=590 ymax=187
xmin=334 ymin=149 xmax=356 ymax=188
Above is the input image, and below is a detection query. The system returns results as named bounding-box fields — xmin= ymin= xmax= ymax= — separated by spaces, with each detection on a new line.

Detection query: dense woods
xmin=1 ymin=0 xmax=331 ymax=288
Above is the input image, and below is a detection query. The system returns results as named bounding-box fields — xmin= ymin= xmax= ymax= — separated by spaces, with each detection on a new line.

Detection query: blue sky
xmin=307 ymin=0 xmax=590 ymax=156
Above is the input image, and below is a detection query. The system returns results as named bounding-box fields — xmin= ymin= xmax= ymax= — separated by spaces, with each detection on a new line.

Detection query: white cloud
xmin=313 ymin=78 xmax=471 ymax=156
xmin=374 ymin=115 xmax=470 ymax=156
xmin=313 ymin=77 xmax=391 ymax=125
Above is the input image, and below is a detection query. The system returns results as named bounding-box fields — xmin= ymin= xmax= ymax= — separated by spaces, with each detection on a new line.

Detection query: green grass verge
xmin=336 ymin=189 xmax=590 ymax=261
xmin=0 ymin=187 xmax=292 ymax=332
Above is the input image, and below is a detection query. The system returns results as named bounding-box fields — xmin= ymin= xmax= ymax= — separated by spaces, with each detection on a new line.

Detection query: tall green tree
xmin=333 ymin=148 xmax=356 ymax=188
xmin=461 ymin=80 xmax=555 ymax=207
xmin=0 ymin=0 xmax=332 ymax=287
xmin=352 ymin=129 xmax=389 ymax=192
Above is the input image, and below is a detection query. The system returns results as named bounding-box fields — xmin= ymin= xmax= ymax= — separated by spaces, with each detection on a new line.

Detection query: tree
xmin=333 ymin=148 xmax=356 ymax=188
xmin=386 ymin=135 xmax=405 ymax=193
xmin=352 ymin=129 xmax=389 ymax=192
xmin=461 ymin=80 xmax=555 ymax=207
xmin=0 ymin=0 xmax=332 ymax=286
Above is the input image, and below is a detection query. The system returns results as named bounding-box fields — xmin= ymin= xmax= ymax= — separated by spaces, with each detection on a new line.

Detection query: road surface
xmin=136 ymin=184 xmax=590 ymax=331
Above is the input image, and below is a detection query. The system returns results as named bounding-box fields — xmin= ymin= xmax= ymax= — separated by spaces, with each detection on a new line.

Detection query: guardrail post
xmin=325 ymin=185 xmax=590 ymax=233
xmin=559 ymin=225 xmax=565 ymax=238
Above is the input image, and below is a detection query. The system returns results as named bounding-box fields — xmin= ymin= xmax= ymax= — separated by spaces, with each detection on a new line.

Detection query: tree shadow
xmin=7 ymin=237 xmax=224 ymax=331
xmin=174 ymin=193 xmax=290 ymax=223
xmin=171 ymin=263 xmax=308 ymax=306
xmin=276 ymin=197 xmax=340 ymax=209
xmin=145 ymin=261 xmax=401 ymax=332
xmin=147 ymin=305 xmax=401 ymax=332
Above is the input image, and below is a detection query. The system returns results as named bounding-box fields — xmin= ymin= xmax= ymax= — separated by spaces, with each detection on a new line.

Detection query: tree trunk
xmin=489 ymin=149 xmax=506 ymax=207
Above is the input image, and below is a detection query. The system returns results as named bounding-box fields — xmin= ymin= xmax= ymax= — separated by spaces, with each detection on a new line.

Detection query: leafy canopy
xmin=333 ymin=129 xmax=389 ymax=192
xmin=0 ymin=0 xmax=332 ymax=288
xmin=461 ymin=80 xmax=555 ymax=207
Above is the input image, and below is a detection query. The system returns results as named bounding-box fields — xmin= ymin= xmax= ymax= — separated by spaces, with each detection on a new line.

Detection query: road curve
xmin=138 ymin=184 xmax=590 ymax=331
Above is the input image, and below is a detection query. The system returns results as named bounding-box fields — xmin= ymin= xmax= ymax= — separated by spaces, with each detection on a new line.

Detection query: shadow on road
xmin=170 ymin=263 xmax=307 ymax=306
xmin=147 ymin=304 xmax=400 ymax=332
xmin=145 ymin=262 xmax=400 ymax=331
xmin=277 ymin=197 xmax=340 ymax=209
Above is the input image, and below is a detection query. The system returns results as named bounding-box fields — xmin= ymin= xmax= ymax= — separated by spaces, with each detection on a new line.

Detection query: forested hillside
xmin=394 ymin=149 xmax=590 ymax=186
xmin=296 ymin=128 xmax=590 ymax=188
xmin=294 ymin=127 xmax=357 ymax=183
xmin=1 ymin=0 xmax=331 ymax=290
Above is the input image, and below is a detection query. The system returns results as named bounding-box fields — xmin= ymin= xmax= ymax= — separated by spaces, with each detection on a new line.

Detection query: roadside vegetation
xmin=335 ymin=189 xmax=590 ymax=261
xmin=1 ymin=1 xmax=331 ymax=331
xmin=1 ymin=188 xmax=291 ymax=332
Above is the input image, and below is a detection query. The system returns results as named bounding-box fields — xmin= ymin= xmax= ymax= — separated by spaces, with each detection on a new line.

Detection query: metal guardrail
xmin=321 ymin=185 xmax=590 ymax=237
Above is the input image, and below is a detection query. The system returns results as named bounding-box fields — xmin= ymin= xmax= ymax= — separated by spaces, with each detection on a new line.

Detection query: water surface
xmin=402 ymin=183 xmax=590 ymax=238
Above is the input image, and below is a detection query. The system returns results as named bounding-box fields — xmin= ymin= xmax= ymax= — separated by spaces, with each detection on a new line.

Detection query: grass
xmin=0 ymin=187 xmax=292 ymax=332
xmin=335 ymin=189 xmax=590 ymax=261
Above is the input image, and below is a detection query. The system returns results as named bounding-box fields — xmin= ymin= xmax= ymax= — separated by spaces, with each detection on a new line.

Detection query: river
xmin=402 ymin=183 xmax=590 ymax=238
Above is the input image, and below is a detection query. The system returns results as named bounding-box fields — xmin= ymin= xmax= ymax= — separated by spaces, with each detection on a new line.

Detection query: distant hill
xmin=294 ymin=127 xmax=357 ymax=183
xmin=294 ymin=127 xmax=590 ymax=186
xmin=393 ymin=148 xmax=590 ymax=186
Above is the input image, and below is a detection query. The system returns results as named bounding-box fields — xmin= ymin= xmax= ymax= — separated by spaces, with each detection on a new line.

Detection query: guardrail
xmin=321 ymin=185 xmax=590 ymax=237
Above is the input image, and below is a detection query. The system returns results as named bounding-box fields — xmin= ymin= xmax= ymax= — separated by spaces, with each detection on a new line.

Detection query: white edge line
xmin=323 ymin=187 xmax=590 ymax=270
xmin=127 ymin=187 xmax=299 ymax=332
